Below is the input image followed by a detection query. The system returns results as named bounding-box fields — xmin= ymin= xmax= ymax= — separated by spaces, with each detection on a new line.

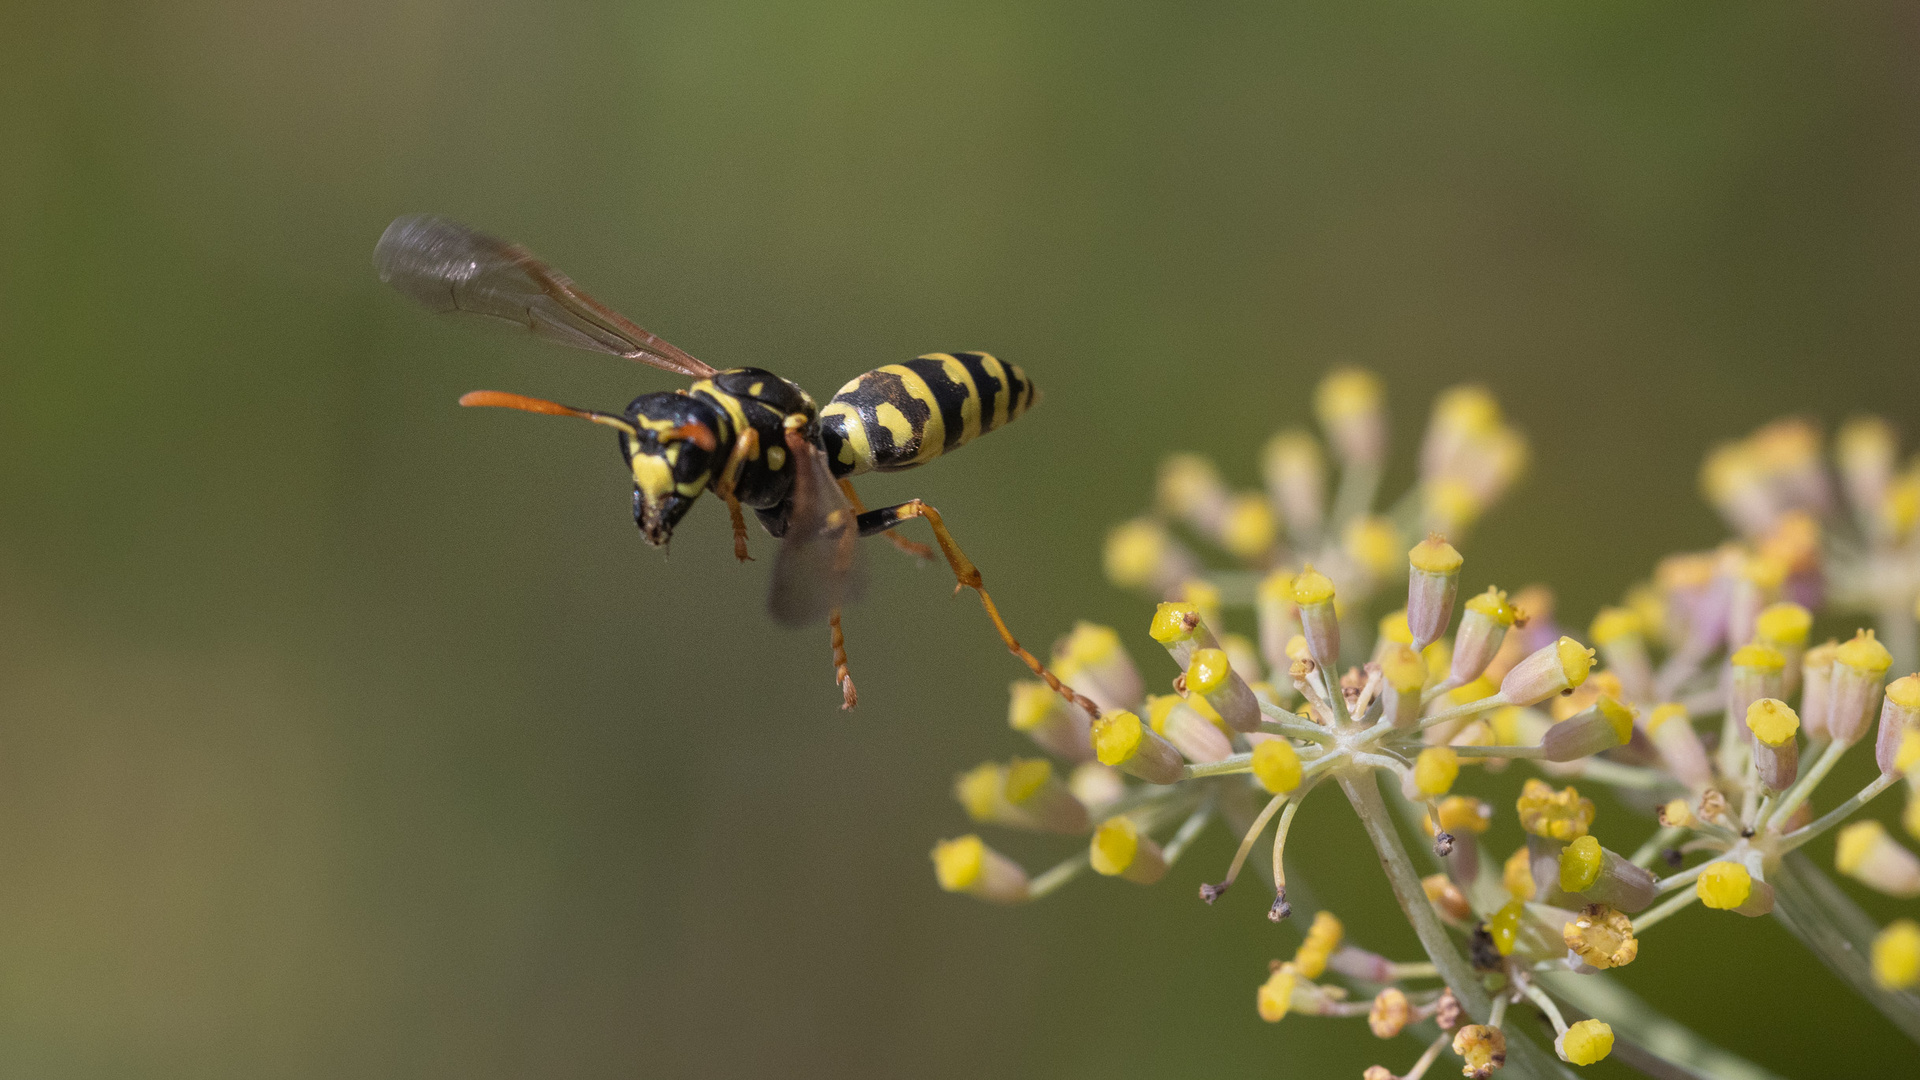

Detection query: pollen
xmin=1293 ymin=910 xmax=1344 ymax=978
xmin=1657 ymin=798 xmax=1694 ymax=829
xmin=1697 ymin=861 xmax=1753 ymax=910
xmin=1186 ymin=648 xmax=1232 ymax=694
xmin=1092 ymin=710 xmax=1145 ymax=766
xmin=1559 ymin=1019 xmax=1614 ymax=1066
xmin=1888 ymin=674 xmax=1920 ymax=713
xmin=1872 ymin=919 xmax=1920 ymax=990
xmin=1413 ymin=747 xmax=1461 ymax=796
xmin=1103 ymin=519 xmax=1169 ymax=589
xmin=1755 ymin=602 xmax=1813 ymax=648
xmin=1836 ymin=628 xmax=1894 ymax=675
xmin=1517 ymin=778 xmax=1595 ymax=841
xmin=1292 ymin=565 xmax=1336 ymax=606
xmin=1563 ymin=903 xmax=1638 ymax=969
xmin=1588 ymin=607 xmax=1642 ymax=647
xmin=1745 ymin=698 xmax=1801 ymax=747
xmin=1488 ymin=898 xmax=1524 ymax=956
xmin=1465 ymin=586 xmax=1516 ymax=625
xmin=1257 ymin=963 xmax=1297 ymax=1022
xmin=1557 ymin=637 xmax=1597 ymax=687
xmin=931 ymin=835 xmax=987 ymax=892
xmin=1252 ymin=739 xmax=1303 ymax=794
xmin=1088 ymin=817 xmax=1141 ymax=876
xmin=1503 ymin=846 xmax=1536 ymax=901
xmin=1221 ymin=494 xmax=1277 ymax=558
xmin=1560 ymin=835 xmax=1604 ymax=893
xmin=1645 ymin=703 xmax=1688 ymax=735
xmin=1730 ymin=643 xmax=1786 ymax=673
xmin=1409 ymin=532 xmax=1465 ymax=575
xmin=1148 ymin=602 xmax=1200 ymax=644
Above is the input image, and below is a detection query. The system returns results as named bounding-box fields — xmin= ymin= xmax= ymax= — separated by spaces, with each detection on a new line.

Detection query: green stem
xmin=1770 ymin=851 xmax=1920 ymax=1046
xmin=1539 ymin=971 xmax=1786 ymax=1080
xmin=1630 ymin=826 xmax=1685 ymax=869
xmin=1631 ymin=887 xmax=1700 ymax=934
xmin=1339 ymin=770 xmax=1577 ymax=1080
xmin=1780 ymin=771 xmax=1900 ymax=852
xmin=1026 ymin=851 xmax=1089 ymax=900
xmin=1767 ymin=736 xmax=1849 ymax=828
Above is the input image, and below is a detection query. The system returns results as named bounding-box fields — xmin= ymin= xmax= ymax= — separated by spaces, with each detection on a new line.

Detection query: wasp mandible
xmin=373 ymin=216 xmax=1095 ymax=713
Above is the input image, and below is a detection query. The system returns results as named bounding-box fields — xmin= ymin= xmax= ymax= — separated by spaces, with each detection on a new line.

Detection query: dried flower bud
xmin=1423 ymin=873 xmax=1472 ymax=922
xmin=1363 ymin=1066 xmax=1397 ymax=1080
xmin=931 ymin=835 xmax=1029 ymax=904
xmin=1435 ymin=989 xmax=1463 ymax=1032
xmin=1563 ymin=903 xmax=1639 ymax=969
xmin=1517 ymin=779 xmax=1595 ymax=841
xmin=1452 ymin=1024 xmax=1506 ymax=1079
xmin=1369 ymin=987 xmax=1412 ymax=1039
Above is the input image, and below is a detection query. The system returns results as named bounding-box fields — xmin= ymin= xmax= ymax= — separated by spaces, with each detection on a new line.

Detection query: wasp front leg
xmin=855 ymin=499 xmax=1100 ymax=718
xmin=714 ymin=428 xmax=762 ymax=563
xmin=837 ymin=479 xmax=933 ymax=561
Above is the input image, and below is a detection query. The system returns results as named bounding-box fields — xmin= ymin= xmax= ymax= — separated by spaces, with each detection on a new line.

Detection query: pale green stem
xmin=1184 ymin=754 xmax=1253 ymax=780
xmin=1160 ymin=798 xmax=1214 ymax=865
xmin=1026 ymin=851 xmax=1089 ymax=900
xmin=1765 ymin=735 xmax=1849 ymax=828
xmin=1415 ymin=693 xmax=1510 ymax=733
xmin=1330 ymin=459 xmax=1382 ymax=534
xmin=1780 ymin=771 xmax=1901 ymax=852
xmin=1770 ymin=851 xmax=1920 ymax=1046
xmin=1488 ymin=992 xmax=1511 ymax=1029
xmin=1391 ymin=961 xmax=1441 ymax=980
xmin=1257 ymin=698 xmax=1337 ymax=742
xmin=1630 ymin=826 xmax=1685 ymax=869
xmin=1631 ymin=887 xmax=1700 ymax=933
xmin=1338 ymin=770 xmax=1577 ymax=1080
xmin=1272 ymin=795 xmax=1305 ymax=891
xmin=1568 ymin=757 xmax=1680 ymax=791
xmin=1654 ymin=860 xmax=1709 ymax=895
xmin=1880 ymin=603 xmax=1920 ymax=679
xmin=1519 ymin=981 xmax=1566 ymax=1034
xmin=1402 ymin=1032 xmax=1450 ymax=1080
xmin=1538 ymin=971 xmax=1787 ymax=1080
xmin=1458 ymin=744 xmax=1548 ymax=759
xmin=1220 ymin=792 xmax=1288 ymax=890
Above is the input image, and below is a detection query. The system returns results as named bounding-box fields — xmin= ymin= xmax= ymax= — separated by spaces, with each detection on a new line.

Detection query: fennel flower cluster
xmin=928 ymin=371 xmax=1920 ymax=1079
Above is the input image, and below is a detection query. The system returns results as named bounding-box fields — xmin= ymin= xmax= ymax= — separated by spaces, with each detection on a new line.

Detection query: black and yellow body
xmin=819 ymin=352 xmax=1036 ymax=477
xmin=374 ymin=214 xmax=1097 ymax=715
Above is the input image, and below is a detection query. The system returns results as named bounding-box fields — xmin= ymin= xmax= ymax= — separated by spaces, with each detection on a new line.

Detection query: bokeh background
xmin=4 ymin=1 xmax=1919 ymax=1076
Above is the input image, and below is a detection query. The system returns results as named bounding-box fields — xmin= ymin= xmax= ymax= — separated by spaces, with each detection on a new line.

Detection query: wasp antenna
xmin=458 ymin=390 xmax=635 ymax=434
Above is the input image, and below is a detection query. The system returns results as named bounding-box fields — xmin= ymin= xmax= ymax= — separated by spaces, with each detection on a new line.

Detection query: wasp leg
xmin=830 ymin=608 xmax=858 ymax=710
xmin=856 ymin=499 xmax=1100 ymax=718
xmin=837 ymin=479 xmax=933 ymax=560
xmin=714 ymin=428 xmax=762 ymax=563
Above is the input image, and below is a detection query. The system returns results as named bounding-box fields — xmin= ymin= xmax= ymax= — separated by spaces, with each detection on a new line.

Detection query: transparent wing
xmin=769 ymin=431 xmax=868 ymax=627
xmin=373 ymin=215 xmax=717 ymax=379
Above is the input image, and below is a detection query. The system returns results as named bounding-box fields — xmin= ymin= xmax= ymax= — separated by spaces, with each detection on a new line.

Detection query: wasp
xmin=373 ymin=216 xmax=1096 ymax=713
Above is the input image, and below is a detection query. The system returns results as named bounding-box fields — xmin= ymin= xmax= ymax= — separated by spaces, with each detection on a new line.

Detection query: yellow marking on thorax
xmin=691 ymin=379 xmax=750 ymax=438
xmin=878 ymin=363 xmax=945 ymax=464
xmin=937 ymin=354 xmax=983 ymax=445
xmin=749 ymin=381 xmax=764 ymax=396
xmin=767 ymin=444 xmax=787 ymax=471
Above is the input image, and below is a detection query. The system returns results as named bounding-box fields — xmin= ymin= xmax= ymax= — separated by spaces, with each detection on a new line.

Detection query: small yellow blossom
xmin=1517 ymin=778 xmax=1595 ymax=840
xmin=1559 ymin=1019 xmax=1614 ymax=1065
xmin=1697 ymin=861 xmax=1753 ymax=910
xmin=1413 ymin=746 xmax=1460 ymax=797
xmin=1872 ymin=920 xmax=1920 ymax=990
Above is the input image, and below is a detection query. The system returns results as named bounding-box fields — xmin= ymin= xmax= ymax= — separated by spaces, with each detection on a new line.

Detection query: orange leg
xmin=715 ymin=428 xmax=762 ymax=563
xmin=864 ymin=498 xmax=1099 ymax=718
xmin=838 ymin=479 xmax=934 ymax=560
xmin=830 ymin=608 xmax=857 ymax=710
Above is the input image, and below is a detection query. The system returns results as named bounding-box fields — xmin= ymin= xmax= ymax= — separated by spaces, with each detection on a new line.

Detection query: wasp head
xmin=622 ymin=392 xmax=723 ymax=546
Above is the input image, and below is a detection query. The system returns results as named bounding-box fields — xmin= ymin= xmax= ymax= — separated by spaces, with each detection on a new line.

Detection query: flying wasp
xmin=373 ymin=215 xmax=1097 ymax=714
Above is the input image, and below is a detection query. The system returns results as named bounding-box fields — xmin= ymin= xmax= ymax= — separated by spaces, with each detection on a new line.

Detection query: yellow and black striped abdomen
xmin=818 ymin=352 xmax=1035 ymax=476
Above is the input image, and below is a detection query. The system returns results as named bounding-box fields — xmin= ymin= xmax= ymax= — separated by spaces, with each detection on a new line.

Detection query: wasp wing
xmin=373 ymin=215 xmax=718 ymax=379
xmin=768 ymin=431 xmax=868 ymax=627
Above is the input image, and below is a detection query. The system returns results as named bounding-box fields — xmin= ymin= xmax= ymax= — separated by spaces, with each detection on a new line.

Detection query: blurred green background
xmin=3 ymin=1 xmax=1918 ymax=1076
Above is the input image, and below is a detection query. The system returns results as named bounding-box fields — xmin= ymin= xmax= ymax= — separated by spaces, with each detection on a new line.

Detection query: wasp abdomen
xmin=819 ymin=352 xmax=1034 ymax=476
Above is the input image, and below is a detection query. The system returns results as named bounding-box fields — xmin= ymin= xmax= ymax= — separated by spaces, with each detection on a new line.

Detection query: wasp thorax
xmin=622 ymin=392 xmax=725 ymax=546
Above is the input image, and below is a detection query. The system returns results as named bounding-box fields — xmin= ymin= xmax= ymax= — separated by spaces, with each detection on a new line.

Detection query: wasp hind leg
xmin=837 ymin=479 xmax=933 ymax=560
xmin=856 ymin=499 xmax=1100 ymax=718
xmin=830 ymin=608 xmax=857 ymax=710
